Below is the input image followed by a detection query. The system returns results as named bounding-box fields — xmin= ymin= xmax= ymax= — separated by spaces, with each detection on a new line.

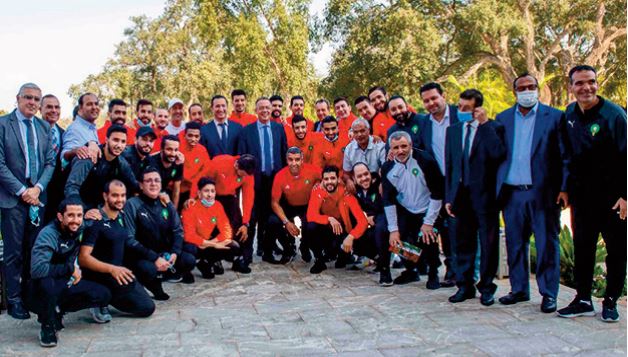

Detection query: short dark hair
xmin=459 ymin=89 xmax=484 ymax=108
xmin=188 ymin=103 xmax=203 ymax=113
xmin=286 ymin=146 xmax=303 ymax=157
xmin=197 ymin=177 xmax=216 ymax=191
xmin=136 ymin=99 xmax=153 ymax=112
xmin=72 ymin=105 xmax=79 ymax=119
xmin=568 ymin=65 xmax=597 ymax=84
xmin=351 ymin=161 xmax=370 ymax=174
xmin=106 ymin=124 xmax=127 ymax=138
xmin=368 ymin=86 xmax=387 ymax=96
xmin=315 ymin=98 xmax=330 ymax=109
xmin=78 ymin=92 xmax=97 ymax=106
xmin=140 ymin=166 xmax=160 ymax=182
xmin=512 ymin=72 xmax=539 ymax=90
xmin=41 ymin=94 xmax=58 ymax=104
xmin=290 ymin=95 xmax=304 ymax=106
xmin=58 ymin=196 xmax=84 ymax=214
xmin=270 ymin=94 xmax=283 ymax=103
xmin=333 ymin=96 xmax=349 ymax=106
xmin=419 ymin=82 xmax=443 ymax=95
xmin=211 ymin=95 xmax=228 ymax=106
xmin=236 ymin=154 xmax=257 ymax=175
xmin=291 ymin=114 xmax=307 ymax=126
xmin=108 ymin=98 xmax=127 ymax=112
xmin=161 ymin=134 xmax=179 ymax=150
xmin=354 ymin=96 xmax=370 ymax=106
xmin=255 ymin=96 xmax=270 ymax=105
xmin=231 ymin=89 xmax=247 ymax=98
xmin=322 ymin=165 xmax=339 ymax=177
xmin=321 ymin=115 xmax=338 ymax=126
xmin=389 ymin=95 xmax=407 ymax=103
xmin=185 ymin=121 xmax=202 ymax=132
xmin=103 ymin=179 xmax=126 ymax=194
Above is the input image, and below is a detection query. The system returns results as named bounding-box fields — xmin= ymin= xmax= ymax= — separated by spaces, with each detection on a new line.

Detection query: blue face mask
xmin=458 ymin=111 xmax=473 ymax=123
xmin=201 ymin=199 xmax=215 ymax=208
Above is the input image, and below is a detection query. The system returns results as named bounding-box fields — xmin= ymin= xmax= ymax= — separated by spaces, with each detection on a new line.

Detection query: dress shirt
xmin=342 ymin=136 xmax=386 ymax=173
xmin=256 ymin=120 xmax=274 ymax=173
xmin=505 ymin=103 xmax=537 ymax=185
xmin=61 ymin=115 xmax=98 ymax=166
xmin=429 ymin=106 xmax=450 ymax=175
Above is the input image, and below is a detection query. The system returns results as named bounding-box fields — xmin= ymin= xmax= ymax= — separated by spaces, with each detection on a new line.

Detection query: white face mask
xmin=516 ymin=90 xmax=539 ymax=108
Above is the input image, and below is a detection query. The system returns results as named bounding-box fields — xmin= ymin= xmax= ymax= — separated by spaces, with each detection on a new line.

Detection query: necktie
xmin=23 ymin=119 xmax=38 ymax=180
xmin=218 ymin=123 xmax=228 ymax=148
xmin=262 ymin=125 xmax=272 ymax=175
xmin=51 ymin=126 xmax=60 ymax=154
xmin=462 ymin=123 xmax=472 ymax=186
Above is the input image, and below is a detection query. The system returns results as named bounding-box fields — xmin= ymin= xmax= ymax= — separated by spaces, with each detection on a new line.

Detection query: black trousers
xmin=267 ymin=204 xmax=309 ymax=257
xmin=305 ymin=222 xmax=345 ymax=262
xmin=453 ymin=188 xmax=500 ymax=294
xmin=571 ymin=193 xmax=627 ymax=301
xmin=183 ymin=242 xmax=242 ymax=264
xmin=87 ymin=273 xmax=155 ymax=317
xmin=363 ymin=214 xmax=390 ymax=269
xmin=396 ymin=205 xmax=441 ymax=272
xmin=26 ymin=277 xmax=111 ymax=325
xmin=436 ymin=207 xmax=457 ymax=279
xmin=127 ymin=251 xmax=195 ymax=286
xmin=249 ymin=174 xmax=275 ymax=257
xmin=217 ymin=194 xmax=253 ymax=264
xmin=1 ymin=202 xmax=44 ymax=303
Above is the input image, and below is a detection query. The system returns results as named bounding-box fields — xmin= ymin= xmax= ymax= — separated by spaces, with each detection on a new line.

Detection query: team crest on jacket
xmin=305 ymin=179 xmax=310 ymax=185
xmin=285 ymin=184 xmax=290 ymax=190
xmin=236 ymin=177 xmax=242 ymax=183
xmin=194 ymin=157 xmax=200 ymax=163
xmin=161 ymin=208 xmax=169 ymax=220
xmin=171 ymin=169 xmax=177 ymax=177
xmin=412 ymin=125 xmax=418 ymax=134
xmin=590 ymin=123 xmax=600 ymax=136
xmin=370 ymin=193 xmax=377 ymax=202
xmin=308 ymin=145 xmax=314 ymax=151
xmin=412 ymin=168 xmax=419 ymax=177
xmin=211 ymin=216 xmax=217 ymax=223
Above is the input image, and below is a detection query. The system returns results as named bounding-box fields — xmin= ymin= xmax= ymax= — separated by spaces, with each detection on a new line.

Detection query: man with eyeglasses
xmin=495 ymin=73 xmax=568 ymax=314
xmin=0 ymin=82 xmax=56 ymax=319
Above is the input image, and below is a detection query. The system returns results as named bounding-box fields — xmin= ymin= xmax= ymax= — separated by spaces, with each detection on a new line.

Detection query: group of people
xmin=0 ymin=64 xmax=625 ymax=348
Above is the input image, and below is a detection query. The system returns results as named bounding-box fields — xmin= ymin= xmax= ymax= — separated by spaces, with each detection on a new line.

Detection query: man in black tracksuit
xmin=28 ymin=197 xmax=111 ymax=347
xmin=79 ymin=179 xmax=156 ymax=318
xmin=122 ymin=126 xmax=157 ymax=181
xmin=557 ymin=65 xmax=627 ymax=322
xmin=123 ymin=167 xmax=195 ymax=301
xmin=65 ymin=125 xmax=139 ymax=210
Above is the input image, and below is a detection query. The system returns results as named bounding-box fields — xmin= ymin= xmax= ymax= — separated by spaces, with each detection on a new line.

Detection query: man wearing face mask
xmin=557 ymin=65 xmax=626 ymax=322
xmin=97 ymin=99 xmax=136 ymax=145
xmin=495 ymin=73 xmax=568 ymax=314
xmin=445 ymin=89 xmax=506 ymax=306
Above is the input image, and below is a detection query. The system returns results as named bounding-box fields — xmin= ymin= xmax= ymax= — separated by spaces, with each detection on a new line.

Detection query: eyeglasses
xmin=143 ymin=178 xmax=162 ymax=184
xmin=21 ymin=94 xmax=41 ymax=102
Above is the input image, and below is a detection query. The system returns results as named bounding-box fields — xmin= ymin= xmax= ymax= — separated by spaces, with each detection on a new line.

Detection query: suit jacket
xmin=495 ymin=104 xmax=569 ymax=206
xmin=417 ymin=104 xmax=460 ymax=156
xmin=238 ymin=121 xmax=288 ymax=184
xmin=200 ymin=119 xmax=243 ymax=158
xmin=445 ymin=120 xmax=506 ymax=213
xmin=0 ymin=110 xmax=56 ymax=208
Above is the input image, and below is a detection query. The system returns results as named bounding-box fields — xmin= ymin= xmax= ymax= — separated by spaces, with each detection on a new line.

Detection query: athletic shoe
xmin=163 ymin=271 xmax=183 ymax=283
xmin=39 ymin=324 xmax=57 ymax=347
xmin=213 ymin=261 xmax=225 ymax=275
xmin=181 ymin=272 xmax=195 ymax=284
xmin=557 ymin=297 xmax=595 ymax=318
xmin=601 ymin=298 xmax=620 ymax=323
xmin=90 ymin=307 xmax=112 ymax=324
xmin=379 ymin=268 xmax=393 ymax=287
xmin=310 ymin=260 xmax=327 ymax=274
xmin=393 ymin=269 xmax=420 ymax=285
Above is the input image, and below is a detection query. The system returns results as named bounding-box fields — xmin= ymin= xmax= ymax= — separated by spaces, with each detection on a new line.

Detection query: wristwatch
xmin=282 ymin=218 xmax=289 ymax=225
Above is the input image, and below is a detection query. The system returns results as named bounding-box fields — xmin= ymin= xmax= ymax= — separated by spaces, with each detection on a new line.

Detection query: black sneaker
xmin=262 ymin=254 xmax=281 ymax=265
xmin=163 ymin=271 xmax=182 ymax=283
xmin=300 ymin=246 xmax=312 ymax=263
xmin=181 ymin=272 xmax=195 ymax=284
xmin=39 ymin=324 xmax=57 ymax=348
xmin=426 ymin=273 xmax=440 ymax=290
xmin=197 ymin=261 xmax=215 ymax=279
xmin=601 ymin=298 xmax=620 ymax=323
xmin=310 ymin=260 xmax=327 ymax=274
xmin=557 ymin=297 xmax=595 ymax=318
xmin=379 ymin=269 xmax=393 ymax=287
xmin=232 ymin=259 xmax=251 ymax=274
xmin=54 ymin=312 xmax=65 ymax=331
xmin=213 ymin=261 xmax=225 ymax=275
xmin=146 ymin=282 xmax=170 ymax=301
xmin=393 ymin=269 xmax=421 ymax=285
xmin=279 ymin=253 xmax=295 ymax=265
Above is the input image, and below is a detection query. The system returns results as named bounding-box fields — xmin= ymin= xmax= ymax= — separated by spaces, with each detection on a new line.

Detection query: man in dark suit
xmin=200 ymin=95 xmax=243 ymax=158
xmin=238 ymin=97 xmax=288 ymax=265
xmin=496 ymin=73 xmax=569 ymax=313
xmin=445 ymin=89 xmax=506 ymax=306
xmin=0 ymin=83 xmax=56 ymax=319
xmin=40 ymin=94 xmax=66 ymax=225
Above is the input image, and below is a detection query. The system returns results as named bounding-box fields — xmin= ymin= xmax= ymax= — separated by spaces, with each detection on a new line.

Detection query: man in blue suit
xmin=0 ymin=83 xmax=56 ymax=319
xmin=200 ymin=95 xmax=243 ymax=158
xmin=496 ymin=73 xmax=569 ymax=313
xmin=40 ymin=94 xmax=67 ymax=225
xmin=238 ymin=97 xmax=288 ymax=267
xmin=445 ymin=89 xmax=506 ymax=305
xmin=416 ymin=82 xmax=460 ymax=287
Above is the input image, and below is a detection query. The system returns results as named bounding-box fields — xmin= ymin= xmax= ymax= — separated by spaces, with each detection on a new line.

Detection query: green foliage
xmin=531 ymin=226 xmax=627 ymax=298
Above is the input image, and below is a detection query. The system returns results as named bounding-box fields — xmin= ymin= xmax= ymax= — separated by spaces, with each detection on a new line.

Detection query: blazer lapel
xmin=9 ymin=112 xmax=27 ymax=157
xmin=504 ymin=108 xmax=515 ymax=154
xmin=210 ymin=122 xmax=224 ymax=151
xmin=530 ymin=105 xmax=546 ymax=158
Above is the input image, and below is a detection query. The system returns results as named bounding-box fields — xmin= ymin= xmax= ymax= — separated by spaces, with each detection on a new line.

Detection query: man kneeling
xmin=79 ymin=179 xmax=156 ymax=320
xmin=28 ymin=197 xmax=111 ymax=347
xmin=182 ymin=177 xmax=241 ymax=279
xmin=305 ymin=166 xmax=368 ymax=274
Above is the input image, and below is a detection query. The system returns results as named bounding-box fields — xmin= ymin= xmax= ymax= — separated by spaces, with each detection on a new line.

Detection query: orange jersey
xmin=182 ymin=200 xmax=232 ymax=246
xmin=180 ymin=141 xmax=211 ymax=194
xmin=312 ymin=134 xmax=351 ymax=170
xmin=271 ymin=164 xmax=321 ymax=207
xmin=97 ymin=121 xmax=136 ymax=146
xmin=229 ymin=111 xmax=257 ymax=127
xmin=306 ymin=186 xmax=368 ymax=239
xmin=372 ymin=111 xmax=396 ymax=141
xmin=285 ymin=114 xmax=315 ymax=132
xmin=151 ymin=125 xmax=169 ymax=154
xmin=285 ymin=130 xmax=323 ymax=165
xmin=203 ymin=155 xmax=254 ymax=224
xmin=337 ymin=112 xmax=357 ymax=140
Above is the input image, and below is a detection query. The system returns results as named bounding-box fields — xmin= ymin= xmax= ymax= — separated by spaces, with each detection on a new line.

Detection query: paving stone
xmin=474 ymin=335 xmax=582 ymax=355
xmin=238 ymin=337 xmax=336 ymax=356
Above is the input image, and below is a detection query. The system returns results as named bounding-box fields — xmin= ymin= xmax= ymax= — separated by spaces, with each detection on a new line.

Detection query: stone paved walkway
xmin=1 ymin=258 xmax=625 ymax=356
